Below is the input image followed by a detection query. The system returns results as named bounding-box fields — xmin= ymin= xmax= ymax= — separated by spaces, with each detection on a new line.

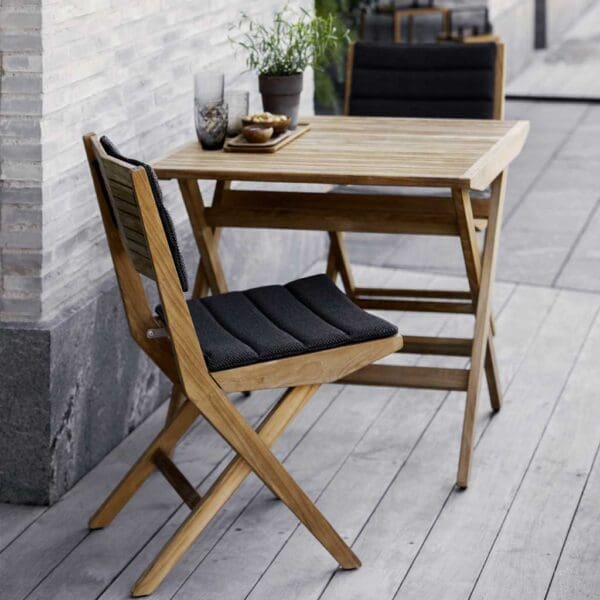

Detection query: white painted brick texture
xmin=1 ymin=0 xmax=314 ymax=322
xmin=0 ymin=1 xmax=44 ymax=320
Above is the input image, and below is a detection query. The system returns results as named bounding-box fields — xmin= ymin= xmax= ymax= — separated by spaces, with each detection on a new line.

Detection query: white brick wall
xmin=0 ymin=0 xmax=44 ymax=320
xmin=1 ymin=0 xmax=314 ymax=322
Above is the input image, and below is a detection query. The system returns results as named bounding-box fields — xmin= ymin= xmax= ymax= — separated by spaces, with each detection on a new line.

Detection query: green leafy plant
xmin=314 ymin=0 xmax=371 ymax=112
xmin=230 ymin=7 xmax=351 ymax=76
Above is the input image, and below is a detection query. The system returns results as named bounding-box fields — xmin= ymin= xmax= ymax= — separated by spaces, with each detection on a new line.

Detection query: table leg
xmin=178 ymin=178 xmax=229 ymax=295
xmin=191 ymin=180 xmax=229 ymax=298
xmin=327 ymin=232 xmax=356 ymax=298
xmin=453 ymin=172 xmax=506 ymax=488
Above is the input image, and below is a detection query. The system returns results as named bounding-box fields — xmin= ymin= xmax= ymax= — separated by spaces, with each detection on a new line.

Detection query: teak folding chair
xmin=327 ymin=41 xmax=506 ymax=488
xmin=83 ymin=133 xmax=402 ymax=596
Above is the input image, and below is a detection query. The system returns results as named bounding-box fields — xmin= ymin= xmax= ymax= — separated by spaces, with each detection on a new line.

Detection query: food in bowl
xmin=242 ymin=125 xmax=274 ymax=144
xmin=242 ymin=112 xmax=290 ymax=134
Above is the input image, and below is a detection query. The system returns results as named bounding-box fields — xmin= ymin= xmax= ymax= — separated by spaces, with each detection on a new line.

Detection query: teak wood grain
xmin=153 ymin=116 xmax=528 ymax=191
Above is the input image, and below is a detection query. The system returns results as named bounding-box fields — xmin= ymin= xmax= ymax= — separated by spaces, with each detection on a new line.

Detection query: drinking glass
xmin=194 ymin=101 xmax=228 ymax=150
xmin=194 ymin=71 xmax=224 ymax=105
xmin=193 ymin=72 xmax=227 ymax=150
xmin=225 ymin=90 xmax=250 ymax=136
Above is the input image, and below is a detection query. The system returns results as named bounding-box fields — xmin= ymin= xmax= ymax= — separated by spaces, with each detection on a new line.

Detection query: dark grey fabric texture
xmin=99 ymin=136 xmax=189 ymax=292
xmin=157 ymin=274 xmax=398 ymax=372
xmin=349 ymin=42 xmax=497 ymax=119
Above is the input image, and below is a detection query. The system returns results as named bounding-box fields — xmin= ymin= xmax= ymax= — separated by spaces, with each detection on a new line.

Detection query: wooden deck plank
xmin=471 ymin=303 xmax=600 ymax=599
xmin=390 ymin=290 xmax=600 ymax=600
xmin=0 ymin=392 xmax=273 ymax=600
xmin=555 ymin=198 xmax=600 ymax=292
xmin=497 ymin=105 xmax=598 ymax=286
xmin=0 ymin=503 xmax=45 ymax=552
xmin=313 ymin=282 xmax=555 ymax=600
xmin=546 ymin=439 xmax=600 ymax=599
xmin=243 ymin=277 xmax=515 ymax=600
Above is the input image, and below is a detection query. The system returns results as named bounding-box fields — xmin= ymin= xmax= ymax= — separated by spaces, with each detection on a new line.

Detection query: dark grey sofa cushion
xmin=349 ymin=42 xmax=498 ymax=119
xmin=100 ymin=136 xmax=189 ymax=292
xmin=157 ymin=274 xmax=398 ymax=372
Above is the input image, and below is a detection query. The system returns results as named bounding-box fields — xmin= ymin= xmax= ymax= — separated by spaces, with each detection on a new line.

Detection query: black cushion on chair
xmin=156 ymin=274 xmax=398 ymax=372
xmin=349 ymin=42 xmax=497 ymax=119
xmin=99 ymin=136 xmax=189 ymax=292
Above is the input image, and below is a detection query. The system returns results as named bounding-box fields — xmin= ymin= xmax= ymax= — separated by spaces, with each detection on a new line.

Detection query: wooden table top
xmin=153 ymin=116 xmax=529 ymax=191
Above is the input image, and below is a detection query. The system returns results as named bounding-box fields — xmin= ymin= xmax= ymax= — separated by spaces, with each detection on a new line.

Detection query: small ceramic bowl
xmin=242 ymin=114 xmax=291 ymax=134
xmin=242 ymin=125 xmax=274 ymax=144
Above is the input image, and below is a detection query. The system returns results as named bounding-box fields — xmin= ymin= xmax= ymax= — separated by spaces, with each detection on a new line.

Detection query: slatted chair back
xmin=344 ymin=41 xmax=505 ymax=120
xmin=95 ymin=142 xmax=158 ymax=281
xmin=83 ymin=133 xmax=204 ymax=385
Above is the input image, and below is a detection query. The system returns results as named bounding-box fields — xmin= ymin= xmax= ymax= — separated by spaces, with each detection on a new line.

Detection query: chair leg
xmin=192 ymin=388 xmax=360 ymax=566
xmin=165 ymin=385 xmax=186 ymax=426
xmin=132 ymin=384 xmax=341 ymax=596
xmin=328 ymin=232 xmax=356 ymax=297
xmin=326 ymin=241 xmax=339 ymax=281
xmin=89 ymin=401 xmax=200 ymax=529
xmin=178 ymin=179 xmax=228 ymax=295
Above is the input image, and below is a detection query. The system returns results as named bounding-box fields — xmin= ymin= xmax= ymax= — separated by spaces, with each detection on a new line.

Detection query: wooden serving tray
xmin=224 ymin=123 xmax=311 ymax=153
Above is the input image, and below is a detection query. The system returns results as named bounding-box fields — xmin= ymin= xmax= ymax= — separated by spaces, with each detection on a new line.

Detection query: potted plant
xmin=232 ymin=7 xmax=350 ymax=129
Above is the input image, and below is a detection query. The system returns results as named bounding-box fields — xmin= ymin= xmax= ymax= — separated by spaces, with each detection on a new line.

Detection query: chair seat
xmin=157 ymin=274 xmax=398 ymax=372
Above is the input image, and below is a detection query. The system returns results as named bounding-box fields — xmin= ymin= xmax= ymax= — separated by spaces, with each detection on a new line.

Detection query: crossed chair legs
xmin=89 ymin=384 xmax=360 ymax=597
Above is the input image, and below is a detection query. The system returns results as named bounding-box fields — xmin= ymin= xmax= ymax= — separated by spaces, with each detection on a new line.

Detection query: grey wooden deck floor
xmin=2 ymin=261 xmax=600 ymax=600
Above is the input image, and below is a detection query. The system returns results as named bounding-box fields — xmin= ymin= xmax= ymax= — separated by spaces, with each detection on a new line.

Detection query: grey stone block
xmin=0 ymin=325 xmax=50 ymax=504
xmin=0 ymin=281 xmax=169 ymax=504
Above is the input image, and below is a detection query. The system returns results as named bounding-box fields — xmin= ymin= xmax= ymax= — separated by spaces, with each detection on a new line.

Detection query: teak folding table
xmin=154 ymin=115 xmax=529 ymax=488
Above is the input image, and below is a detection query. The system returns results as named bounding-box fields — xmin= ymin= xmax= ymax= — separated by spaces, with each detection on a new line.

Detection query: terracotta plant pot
xmin=258 ymin=73 xmax=303 ymax=130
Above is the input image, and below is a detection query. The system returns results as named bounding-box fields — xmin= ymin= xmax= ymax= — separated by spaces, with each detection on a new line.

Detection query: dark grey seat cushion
xmin=100 ymin=136 xmax=189 ymax=292
xmin=348 ymin=42 xmax=498 ymax=119
xmin=157 ymin=274 xmax=398 ymax=372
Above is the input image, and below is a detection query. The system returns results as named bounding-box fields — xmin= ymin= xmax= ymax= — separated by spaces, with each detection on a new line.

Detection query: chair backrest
xmin=344 ymin=41 xmax=505 ymax=120
xmin=83 ymin=133 xmax=208 ymax=389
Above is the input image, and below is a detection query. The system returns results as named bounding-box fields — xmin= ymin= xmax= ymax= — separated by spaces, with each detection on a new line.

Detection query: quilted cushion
xmin=157 ymin=274 xmax=398 ymax=372
xmin=349 ymin=42 xmax=497 ymax=119
xmin=100 ymin=136 xmax=189 ymax=292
